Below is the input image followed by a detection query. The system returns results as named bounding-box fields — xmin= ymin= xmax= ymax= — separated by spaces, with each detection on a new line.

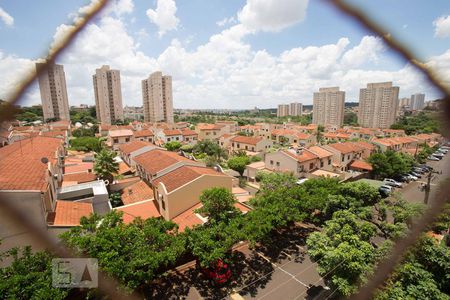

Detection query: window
xmin=125 ymin=138 xmax=130 ymax=142
xmin=176 ymin=137 xmax=179 ymax=141
xmin=276 ymin=162 xmax=280 ymax=166
xmin=113 ymin=138 xmax=119 ymax=143
xmin=270 ymin=160 xmax=274 ymax=165
xmin=341 ymin=155 xmax=344 ymax=162
xmin=252 ymin=147 xmax=255 ymax=151
xmin=310 ymin=162 xmax=314 ymax=170
xmin=161 ymin=198 xmax=166 ymax=210
xmin=347 ymin=154 xmax=350 ymax=160
xmin=328 ymin=159 xmax=332 ymax=165
xmin=320 ymin=161 xmax=324 ymax=168
xmin=245 ymin=145 xmax=248 ymax=150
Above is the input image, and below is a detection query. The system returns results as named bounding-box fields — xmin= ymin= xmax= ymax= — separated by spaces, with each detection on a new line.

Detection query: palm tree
xmin=94 ymin=149 xmax=119 ymax=184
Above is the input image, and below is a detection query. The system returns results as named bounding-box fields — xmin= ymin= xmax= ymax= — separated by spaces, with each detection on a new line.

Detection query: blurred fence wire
xmin=0 ymin=0 xmax=449 ymax=299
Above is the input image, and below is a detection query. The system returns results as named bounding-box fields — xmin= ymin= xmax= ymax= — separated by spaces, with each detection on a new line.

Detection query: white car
xmin=383 ymin=178 xmax=402 ymax=188
xmin=438 ymin=148 xmax=448 ymax=154
xmin=428 ymin=156 xmax=440 ymax=161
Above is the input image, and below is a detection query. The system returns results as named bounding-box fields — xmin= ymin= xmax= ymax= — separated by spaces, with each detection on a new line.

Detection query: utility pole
xmin=424 ymin=170 xmax=440 ymax=205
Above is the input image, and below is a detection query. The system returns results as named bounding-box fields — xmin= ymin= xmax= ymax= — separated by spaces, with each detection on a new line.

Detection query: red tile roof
xmin=172 ymin=203 xmax=204 ymax=232
xmin=0 ymin=136 xmax=63 ymax=191
xmin=121 ymin=180 xmax=154 ymax=205
xmin=349 ymin=160 xmax=373 ymax=171
xmin=181 ymin=129 xmax=198 ymax=136
xmin=52 ymin=200 xmax=93 ymax=226
xmin=133 ymin=129 xmax=154 ymax=137
xmin=118 ymin=140 xmax=155 ymax=154
xmin=115 ymin=200 xmax=161 ymax=224
xmin=230 ymin=135 xmax=263 ymax=145
xmin=163 ymin=129 xmax=183 ymax=136
xmin=109 ymin=129 xmax=133 ymax=137
xmin=63 ymin=172 xmax=97 ymax=184
xmin=327 ymin=142 xmax=364 ymax=154
xmin=197 ymin=123 xmax=223 ymax=130
xmin=134 ymin=149 xmax=194 ymax=175
xmin=153 ymin=165 xmax=225 ymax=193
xmin=283 ymin=149 xmax=318 ymax=163
xmin=308 ymin=146 xmax=333 ymax=158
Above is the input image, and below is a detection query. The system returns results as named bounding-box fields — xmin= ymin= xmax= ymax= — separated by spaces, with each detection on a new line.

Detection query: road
xmin=400 ymin=151 xmax=450 ymax=205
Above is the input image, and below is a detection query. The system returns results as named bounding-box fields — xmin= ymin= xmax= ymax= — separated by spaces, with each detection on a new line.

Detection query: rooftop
xmin=118 ymin=140 xmax=155 ymax=154
xmin=133 ymin=129 xmax=154 ymax=137
xmin=283 ymin=149 xmax=318 ymax=163
xmin=0 ymin=136 xmax=62 ymax=191
xmin=153 ymin=165 xmax=226 ymax=193
xmin=115 ymin=200 xmax=160 ymax=224
xmin=134 ymin=149 xmax=195 ymax=176
xmin=121 ymin=180 xmax=154 ymax=205
xmin=230 ymin=135 xmax=263 ymax=145
xmin=50 ymin=200 xmax=93 ymax=226
xmin=109 ymin=129 xmax=134 ymax=137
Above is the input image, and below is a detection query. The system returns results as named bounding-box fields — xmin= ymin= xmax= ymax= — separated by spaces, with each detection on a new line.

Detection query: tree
xmin=69 ymin=136 xmax=103 ymax=152
xmin=195 ymin=188 xmax=239 ymax=223
xmin=390 ymin=111 xmax=440 ymax=135
xmin=307 ymin=210 xmax=378 ymax=297
xmin=193 ymin=140 xmax=221 ymax=156
xmin=109 ymin=192 xmax=123 ymax=208
xmin=164 ymin=141 xmax=182 ymax=151
xmin=0 ymin=246 xmax=68 ymax=299
xmin=72 ymin=127 xmax=95 ymax=137
xmin=94 ymin=149 xmax=119 ymax=183
xmin=344 ymin=111 xmax=358 ymax=126
xmin=60 ymin=211 xmax=186 ymax=291
xmin=180 ymin=144 xmax=194 ymax=153
xmin=368 ymin=150 xmax=412 ymax=179
xmin=227 ymin=155 xmax=251 ymax=176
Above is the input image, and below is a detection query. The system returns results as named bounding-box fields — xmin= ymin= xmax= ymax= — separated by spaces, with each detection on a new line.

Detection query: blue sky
xmin=0 ymin=0 xmax=449 ymax=108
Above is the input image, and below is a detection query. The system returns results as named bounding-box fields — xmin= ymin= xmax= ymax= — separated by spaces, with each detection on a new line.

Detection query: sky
xmin=0 ymin=0 xmax=449 ymax=109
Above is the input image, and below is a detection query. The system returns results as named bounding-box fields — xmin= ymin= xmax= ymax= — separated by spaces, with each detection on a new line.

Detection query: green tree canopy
xmin=368 ymin=150 xmax=414 ymax=179
xmin=164 ymin=141 xmax=182 ymax=151
xmin=196 ymin=187 xmax=239 ymax=223
xmin=94 ymin=149 xmax=119 ymax=183
xmin=227 ymin=155 xmax=251 ymax=176
xmin=69 ymin=136 xmax=103 ymax=152
xmin=0 ymin=246 xmax=68 ymax=300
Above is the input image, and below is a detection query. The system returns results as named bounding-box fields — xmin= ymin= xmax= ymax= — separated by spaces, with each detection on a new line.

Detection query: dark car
xmin=393 ymin=174 xmax=409 ymax=183
xmin=410 ymin=171 xmax=422 ymax=178
xmin=201 ymin=259 xmax=232 ymax=285
xmin=412 ymin=167 xmax=426 ymax=174
xmin=418 ymin=164 xmax=433 ymax=171
xmin=379 ymin=186 xmax=391 ymax=198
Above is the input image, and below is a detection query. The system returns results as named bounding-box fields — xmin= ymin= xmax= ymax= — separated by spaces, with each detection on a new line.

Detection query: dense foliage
xmin=390 ymin=111 xmax=440 ymax=135
xmin=70 ymin=107 xmax=97 ymax=124
xmin=227 ymin=155 xmax=251 ymax=176
xmin=69 ymin=136 xmax=103 ymax=152
xmin=368 ymin=150 xmax=414 ymax=179
xmin=164 ymin=141 xmax=182 ymax=151
xmin=60 ymin=212 xmax=186 ymax=291
xmin=0 ymin=246 xmax=68 ymax=299
xmin=72 ymin=127 xmax=96 ymax=138
xmin=94 ymin=149 xmax=119 ymax=183
xmin=14 ymin=105 xmax=43 ymax=122
xmin=343 ymin=111 xmax=358 ymax=126
xmin=195 ymin=188 xmax=239 ymax=223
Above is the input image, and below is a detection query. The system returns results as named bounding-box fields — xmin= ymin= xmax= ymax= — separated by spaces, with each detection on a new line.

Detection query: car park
xmin=428 ymin=156 xmax=440 ymax=161
xmin=410 ymin=171 xmax=422 ymax=178
xmin=383 ymin=178 xmax=402 ymax=188
xmin=393 ymin=174 xmax=410 ymax=183
xmin=405 ymin=173 xmax=418 ymax=181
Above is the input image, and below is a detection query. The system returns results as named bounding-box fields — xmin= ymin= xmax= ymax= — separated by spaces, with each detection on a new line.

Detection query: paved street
xmin=399 ymin=151 xmax=450 ymax=205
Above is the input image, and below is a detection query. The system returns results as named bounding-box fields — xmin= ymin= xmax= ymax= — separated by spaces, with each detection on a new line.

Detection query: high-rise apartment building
xmin=410 ymin=93 xmax=425 ymax=111
xmin=277 ymin=104 xmax=290 ymax=117
xmin=289 ymin=102 xmax=303 ymax=116
xmin=36 ymin=62 xmax=70 ymax=121
xmin=93 ymin=65 xmax=124 ymax=124
xmin=142 ymin=71 xmax=174 ymax=123
xmin=312 ymin=87 xmax=345 ymax=127
xmin=398 ymin=97 xmax=411 ymax=109
xmin=358 ymin=82 xmax=399 ymax=129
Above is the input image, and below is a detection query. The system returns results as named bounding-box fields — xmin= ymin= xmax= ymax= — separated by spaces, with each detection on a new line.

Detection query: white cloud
xmin=146 ymin=0 xmax=179 ymax=37
xmin=433 ymin=15 xmax=450 ymax=38
xmin=0 ymin=6 xmax=14 ymax=27
xmin=216 ymin=16 xmax=236 ymax=27
xmin=341 ymin=36 xmax=384 ymax=68
xmin=238 ymin=0 xmax=309 ymax=32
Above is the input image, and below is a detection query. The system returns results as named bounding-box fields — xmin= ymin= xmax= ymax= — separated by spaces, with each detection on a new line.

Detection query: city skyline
xmin=0 ymin=0 xmax=449 ymax=109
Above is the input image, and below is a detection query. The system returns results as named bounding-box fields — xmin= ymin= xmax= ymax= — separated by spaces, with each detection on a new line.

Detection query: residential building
xmin=181 ymin=129 xmax=198 ymax=145
xmin=410 ymin=93 xmax=425 ymax=110
xmin=358 ymin=82 xmax=399 ymax=129
xmin=118 ymin=140 xmax=160 ymax=168
xmin=133 ymin=129 xmax=154 ymax=143
xmin=323 ymin=142 xmax=366 ymax=172
xmin=265 ymin=148 xmax=319 ymax=178
xmin=398 ymin=97 xmax=411 ymax=109
xmin=36 ymin=62 xmax=70 ymax=121
xmin=195 ymin=123 xmax=226 ymax=141
xmin=142 ymin=71 xmax=174 ymax=124
xmin=230 ymin=136 xmax=272 ymax=152
xmin=108 ymin=129 xmax=134 ymax=150
xmin=312 ymin=87 xmax=345 ymax=127
xmin=93 ymin=65 xmax=124 ymax=124
xmin=0 ymin=136 xmax=65 ymax=251
xmin=289 ymin=102 xmax=303 ymax=116
xmin=277 ymin=104 xmax=290 ymax=117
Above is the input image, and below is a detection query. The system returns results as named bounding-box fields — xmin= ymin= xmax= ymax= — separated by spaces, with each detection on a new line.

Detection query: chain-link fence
xmin=0 ymin=0 xmax=449 ymax=299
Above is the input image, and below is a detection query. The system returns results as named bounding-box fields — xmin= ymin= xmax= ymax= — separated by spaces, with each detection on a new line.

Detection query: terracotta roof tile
xmin=327 ymin=142 xmax=364 ymax=154
xmin=109 ymin=129 xmax=133 ymax=137
xmin=133 ymin=129 xmax=154 ymax=137
xmin=181 ymin=129 xmax=197 ymax=136
xmin=172 ymin=203 xmax=204 ymax=232
xmin=115 ymin=200 xmax=160 ymax=224
xmin=63 ymin=172 xmax=97 ymax=184
xmin=121 ymin=180 xmax=154 ymax=205
xmin=118 ymin=140 xmax=155 ymax=154
xmin=308 ymin=146 xmax=333 ymax=158
xmin=163 ymin=129 xmax=183 ymax=136
xmin=350 ymin=160 xmax=373 ymax=171
xmin=153 ymin=165 xmax=226 ymax=192
xmin=0 ymin=136 xmax=62 ymax=191
xmin=230 ymin=135 xmax=263 ymax=145
xmin=283 ymin=149 xmax=318 ymax=163
xmin=134 ymin=149 xmax=194 ymax=175
xmin=52 ymin=200 xmax=93 ymax=226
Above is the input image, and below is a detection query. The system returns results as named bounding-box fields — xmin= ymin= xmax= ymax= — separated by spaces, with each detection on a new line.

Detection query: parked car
xmin=379 ymin=186 xmax=391 ymax=198
xmin=410 ymin=171 xmax=422 ymax=178
xmin=428 ymin=156 xmax=440 ymax=161
xmin=433 ymin=152 xmax=444 ymax=158
xmin=413 ymin=167 xmax=427 ymax=174
xmin=393 ymin=174 xmax=410 ymax=183
xmin=438 ymin=148 xmax=448 ymax=154
xmin=383 ymin=178 xmax=402 ymax=188
xmin=418 ymin=164 xmax=433 ymax=171
xmin=404 ymin=173 xmax=418 ymax=181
